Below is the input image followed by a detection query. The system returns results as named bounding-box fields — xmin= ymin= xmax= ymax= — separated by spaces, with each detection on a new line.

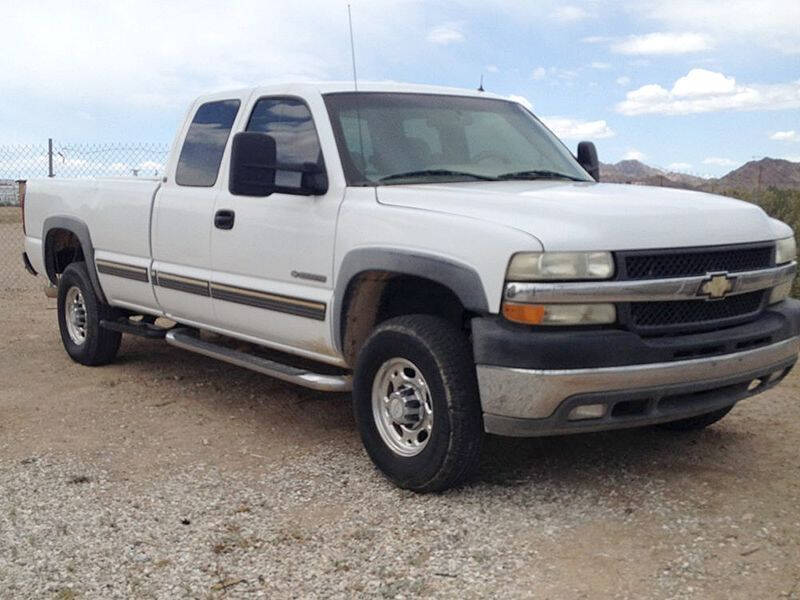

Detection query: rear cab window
xmin=176 ymin=99 xmax=241 ymax=187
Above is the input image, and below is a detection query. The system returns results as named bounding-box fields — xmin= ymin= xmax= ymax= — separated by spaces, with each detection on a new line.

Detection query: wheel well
xmin=44 ymin=228 xmax=84 ymax=283
xmin=340 ymin=270 xmax=471 ymax=365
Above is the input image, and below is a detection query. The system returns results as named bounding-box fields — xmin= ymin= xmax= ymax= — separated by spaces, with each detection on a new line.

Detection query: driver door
xmin=209 ymin=95 xmax=344 ymax=363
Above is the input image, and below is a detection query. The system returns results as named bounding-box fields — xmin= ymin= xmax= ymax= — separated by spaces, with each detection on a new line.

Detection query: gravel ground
xmin=2 ymin=208 xmax=800 ymax=598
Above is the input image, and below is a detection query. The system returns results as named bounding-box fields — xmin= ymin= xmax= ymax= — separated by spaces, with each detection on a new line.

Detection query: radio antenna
xmin=346 ymin=4 xmax=366 ymax=172
xmin=347 ymin=4 xmax=359 ymax=91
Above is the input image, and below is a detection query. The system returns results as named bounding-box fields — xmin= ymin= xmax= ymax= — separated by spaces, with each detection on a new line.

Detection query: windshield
xmin=323 ymin=92 xmax=592 ymax=186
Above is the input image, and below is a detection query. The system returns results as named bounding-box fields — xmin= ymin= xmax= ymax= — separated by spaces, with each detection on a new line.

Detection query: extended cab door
xmin=151 ymin=96 xmax=243 ymax=325
xmin=209 ymin=94 xmax=345 ymax=364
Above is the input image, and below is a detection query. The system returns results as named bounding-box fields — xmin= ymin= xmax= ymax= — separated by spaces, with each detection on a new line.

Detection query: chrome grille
xmin=617 ymin=243 xmax=776 ymax=335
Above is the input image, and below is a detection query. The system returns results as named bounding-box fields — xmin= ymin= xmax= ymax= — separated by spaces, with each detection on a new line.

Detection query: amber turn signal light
xmin=502 ymin=302 xmax=546 ymax=325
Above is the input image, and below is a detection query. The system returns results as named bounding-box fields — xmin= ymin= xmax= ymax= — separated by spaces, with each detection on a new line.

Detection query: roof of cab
xmin=193 ymin=81 xmax=508 ymax=104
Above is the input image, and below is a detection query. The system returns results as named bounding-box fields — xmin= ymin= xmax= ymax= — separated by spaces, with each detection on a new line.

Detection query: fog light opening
xmin=747 ymin=378 xmax=763 ymax=392
xmin=568 ymin=403 xmax=607 ymax=421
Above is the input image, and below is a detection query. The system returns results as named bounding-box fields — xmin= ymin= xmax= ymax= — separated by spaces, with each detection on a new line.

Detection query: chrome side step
xmin=164 ymin=328 xmax=352 ymax=392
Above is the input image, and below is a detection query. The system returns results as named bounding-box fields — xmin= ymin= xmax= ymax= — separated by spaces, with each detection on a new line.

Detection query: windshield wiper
xmin=379 ymin=169 xmax=497 ymax=183
xmin=497 ymin=169 xmax=586 ymax=182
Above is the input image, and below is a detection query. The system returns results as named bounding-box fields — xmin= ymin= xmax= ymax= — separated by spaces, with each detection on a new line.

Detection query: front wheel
xmin=57 ymin=262 xmax=122 ymax=366
xmin=353 ymin=315 xmax=483 ymax=492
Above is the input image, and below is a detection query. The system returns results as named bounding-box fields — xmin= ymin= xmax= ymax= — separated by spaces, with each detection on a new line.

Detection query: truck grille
xmin=623 ymin=244 xmax=774 ymax=280
xmin=628 ymin=291 xmax=767 ymax=333
xmin=617 ymin=243 xmax=776 ymax=335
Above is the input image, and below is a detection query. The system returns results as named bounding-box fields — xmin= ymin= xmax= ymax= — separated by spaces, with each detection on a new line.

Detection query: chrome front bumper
xmin=477 ymin=336 xmax=799 ymax=436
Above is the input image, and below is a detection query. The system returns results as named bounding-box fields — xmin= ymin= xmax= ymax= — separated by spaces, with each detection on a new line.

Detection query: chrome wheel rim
xmin=372 ymin=358 xmax=433 ymax=457
xmin=64 ymin=286 xmax=87 ymax=345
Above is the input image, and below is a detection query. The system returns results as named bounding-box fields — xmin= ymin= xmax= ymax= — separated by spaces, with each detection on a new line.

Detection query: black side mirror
xmin=230 ymin=132 xmax=277 ymax=196
xmin=577 ymin=141 xmax=600 ymax=182
xmin=230 ymin=132 xmax=328 ymax=197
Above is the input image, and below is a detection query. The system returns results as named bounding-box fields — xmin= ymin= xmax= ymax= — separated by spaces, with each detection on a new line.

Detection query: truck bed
xmin=24 ymin=177 xmax=160 ymax=277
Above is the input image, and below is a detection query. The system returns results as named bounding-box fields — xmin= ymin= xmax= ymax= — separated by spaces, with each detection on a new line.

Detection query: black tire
xmin=353 ymin=315 xmax=483 ymax=492
xmin=657 ymin=405 xmax=733 ymax=431
xmin=57 ymin=262 xmax=122 ymax=366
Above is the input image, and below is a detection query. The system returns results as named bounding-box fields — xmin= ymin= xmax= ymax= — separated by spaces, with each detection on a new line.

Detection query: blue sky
xmin=2 ymin=0 xmax=799 ymax=176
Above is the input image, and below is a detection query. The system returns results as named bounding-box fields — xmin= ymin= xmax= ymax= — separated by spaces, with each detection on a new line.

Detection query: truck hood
xmin=376 ymin=181 xmax=778 ymax=251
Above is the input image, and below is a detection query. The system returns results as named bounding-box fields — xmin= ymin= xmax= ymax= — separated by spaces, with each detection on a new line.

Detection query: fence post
xmin=48 ymin=138 xmax=54 ymax=177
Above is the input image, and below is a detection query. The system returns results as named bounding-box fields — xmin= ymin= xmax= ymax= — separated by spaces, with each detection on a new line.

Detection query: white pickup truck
xmin=21 ymin=82 xmax=799 ymax=492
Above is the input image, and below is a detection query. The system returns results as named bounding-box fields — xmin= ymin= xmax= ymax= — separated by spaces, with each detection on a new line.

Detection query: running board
xmin=101 ymin=318 xmax=170 ymax=339
xmin=164 ymin=328 xmax=352 ymax=392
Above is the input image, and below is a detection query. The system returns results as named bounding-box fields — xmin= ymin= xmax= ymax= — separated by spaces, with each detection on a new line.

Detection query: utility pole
xmin=47 ymin=138 xmax=54 ymax=177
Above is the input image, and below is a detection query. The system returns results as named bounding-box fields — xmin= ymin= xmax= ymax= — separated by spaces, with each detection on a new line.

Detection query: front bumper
xmin=474 ymin=300 xmax=800 ymax=437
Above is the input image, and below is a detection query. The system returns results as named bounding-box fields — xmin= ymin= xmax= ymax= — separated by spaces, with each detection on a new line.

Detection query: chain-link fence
xmin=0 ymin=141 xmax=169 ymax=290
xmin=0 ymin=141 xmax=170 ymax=195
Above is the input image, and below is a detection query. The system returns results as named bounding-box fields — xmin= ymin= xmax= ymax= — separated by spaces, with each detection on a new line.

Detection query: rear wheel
xmin=57 ymin=262 xmax=122 ymax=366
xmin=353 ymin=315 xmax=483 ymax=492
xmin=657 ymin=405 xmax=733 ymax=431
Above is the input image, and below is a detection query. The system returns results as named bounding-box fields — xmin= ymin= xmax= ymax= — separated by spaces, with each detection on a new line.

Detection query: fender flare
xmin=332 ymin=247 xmax=489 ymax=352
xmin=42 ymin=216 xmax=108 ymax=304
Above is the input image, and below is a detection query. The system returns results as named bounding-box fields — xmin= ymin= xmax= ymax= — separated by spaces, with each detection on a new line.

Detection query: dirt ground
xmin=1 ymin=207 xmax=799 ymax=598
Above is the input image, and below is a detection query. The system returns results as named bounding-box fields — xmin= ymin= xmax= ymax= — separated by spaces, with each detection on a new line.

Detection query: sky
xmin=2 ymin=0 xmax=799 ymax=177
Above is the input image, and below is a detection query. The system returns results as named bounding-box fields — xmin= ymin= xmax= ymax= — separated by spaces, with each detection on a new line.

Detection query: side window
xmin=246 ymin=98 xmax=324 ymax=166
xmin=175 ymin=99 xmax=240 ymax=187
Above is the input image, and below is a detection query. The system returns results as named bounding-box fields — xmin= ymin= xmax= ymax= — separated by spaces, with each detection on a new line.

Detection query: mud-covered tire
xmin=57 ymin=262 xmax=122 ymax=366
xmin=657 ymin=405 xmax=733 ymax=431
xmin=353 ymin=315 xmax=483 ymax=492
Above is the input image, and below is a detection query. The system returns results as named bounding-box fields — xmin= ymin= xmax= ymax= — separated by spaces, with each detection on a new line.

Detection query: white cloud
xmin=553 ymin=68 xmax=579 ymax=80
xmin=508 ymin=95 xmax=534 ymax=111
xmin=530 ymin=66 xmax=578 ymax=82
xmin=486 ymin=65 xmax=499 ymax=73
xmin=703 ymin=157 xmax=737 ymax=167
xmin=668 ymin=162 xmax=692 ymax=172
xmin=770 ymin=130 xmax=798 ymax=142
xmin=616 ymin=76 xmax=631 ymax=86
xmin=783 ymin=155 xmax=800 ymax=163
xmin=612 ymin=32 xmax=712 ymax=55
xmin=623 ymin=149 xmax=646 ymax=161
xmin=590 ymin=62 xmax=611 ymax=70
xmin=671 ymin=69 xmax=736 ymax=97
xmin=550 ymin=5 xmax=589 ymax=22
xmin=617 ymin=69 xmax=800 ymax=116
xmin=427 ymin=22 xmax=465 ymax=45
xmin=505 ymin=96 xmax=615 ymax=140
xmin=0 ymin=0 xmax=368 ymax=110
xmin=638 ymin=0 xmax=800 ymax=54
xmin=540 ymin=117 xmax=615 ymax=140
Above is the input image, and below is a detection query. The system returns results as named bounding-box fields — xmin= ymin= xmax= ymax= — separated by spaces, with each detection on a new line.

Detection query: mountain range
xmin=599 ymin=158 xmax=800 ymax=192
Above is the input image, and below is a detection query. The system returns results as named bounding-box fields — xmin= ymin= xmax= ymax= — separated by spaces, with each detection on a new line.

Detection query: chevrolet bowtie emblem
xmin=699 ymin=273 xmax=735 ymax=300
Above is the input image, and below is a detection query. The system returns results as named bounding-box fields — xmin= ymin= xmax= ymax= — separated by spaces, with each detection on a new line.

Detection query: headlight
xmin=776 ymin=236 xmax=797 ymax=265
xmin=507 ymin=251 xmax=614 ymax=281
xmin=503 ymin=302 xmax=616 ymax=325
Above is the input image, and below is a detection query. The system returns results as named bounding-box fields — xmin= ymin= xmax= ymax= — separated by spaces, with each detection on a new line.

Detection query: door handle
xmin=214 ymin=209 xmax=235 ymax=230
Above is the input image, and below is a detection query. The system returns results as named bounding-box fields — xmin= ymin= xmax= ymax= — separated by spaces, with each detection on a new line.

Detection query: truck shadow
xmin=475 ymin=426 xmax=751 ymax=489
xmin=117 ymin=336 xmax=757 ymax=491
